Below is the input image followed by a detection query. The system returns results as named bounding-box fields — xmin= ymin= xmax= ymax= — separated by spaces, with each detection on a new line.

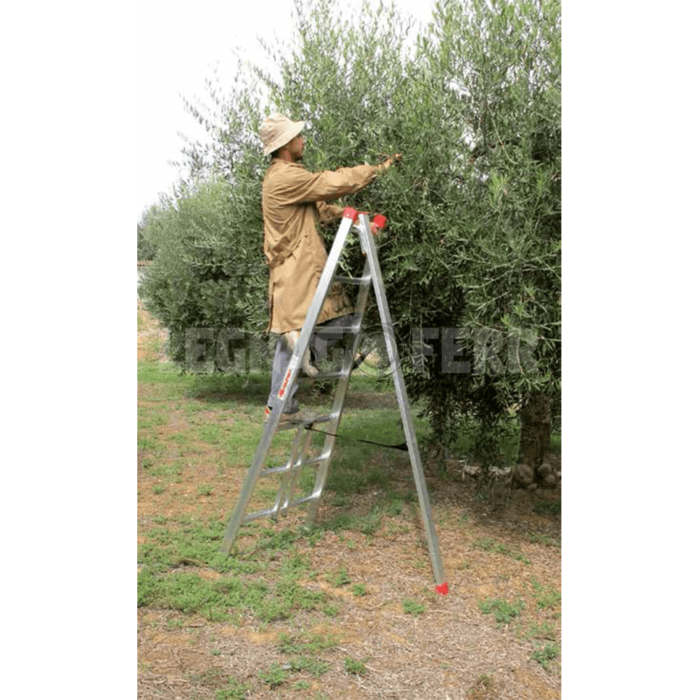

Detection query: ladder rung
xmin=333 ymin=274 xmax=371 ymax=285
xmin=260 ymin=464 xmax=292 ymax=477
xmin=312 ymin=370 xmax=349 ymax=382
xmin=304 ymin=413 xmax=335 ymax=424
xmin=304 ymin=450 xmax=332 ymax=465
xmin=288 ymin=493 xmax=319 ymax=508
xmin=299 ymin=370 xmax=348 ymax=381
xmin=243 ymin=507 xmax=279 ymax=523
xmin=313 ymin=325 xmax=360 ymax=335
xmin=243 ymin=493 xmax=321 ymax=523
xmin=276 ymin=412 xmax=337 ymax=431
xmin=260 ymin=450 xmax=332 ymax=477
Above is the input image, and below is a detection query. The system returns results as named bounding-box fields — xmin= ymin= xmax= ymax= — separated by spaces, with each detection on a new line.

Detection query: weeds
xmin=478 ymin=598 xmax=524 ymax=626
xmin=472 ymin=537 xmax=530 ymax=564
xmin=215 ymin=681 xmax=248 ymax=700
xmin=531 ymin=642 xmax=560 ymax=670
xmin=467 ymin=673 xmax=494 ymax=697
xmin=531 ymin=579 xmax=561 ymax=610
xmin=528 ymin=531 xmax=560 ymax=547
xmin=344 ymin=657 xmax=368 ymax=675
xmin=277 ymin=632 xmax=339 ymax=656
xmin=402 ymin=598 xmax=425 ymax=616
xmin=533 ymin=501 xmax=561 ymax=516
xmin=259 ymin=663 xmax=289 ymax=687
xmin=328 ymin=567 xmax=351 ymax=587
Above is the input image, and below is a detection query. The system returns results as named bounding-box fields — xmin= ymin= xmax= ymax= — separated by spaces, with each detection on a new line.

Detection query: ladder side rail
xmin=220 ymin=214 xmax=355 ymax=553
xmin=357 ymin=214 xmax=447 ymax=589
xmin=306 ymin=255 xmax=374 ymax=525
xmin=268 ymin=214 xmax=355 ymax=419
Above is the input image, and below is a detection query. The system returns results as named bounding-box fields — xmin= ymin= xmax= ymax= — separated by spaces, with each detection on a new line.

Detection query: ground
xmin=137 ymin=304 xmax=561 ymax=699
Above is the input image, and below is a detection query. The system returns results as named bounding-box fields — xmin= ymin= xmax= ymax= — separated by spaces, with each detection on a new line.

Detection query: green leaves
xmin=143 ymin=0 xmax=560 ymax=455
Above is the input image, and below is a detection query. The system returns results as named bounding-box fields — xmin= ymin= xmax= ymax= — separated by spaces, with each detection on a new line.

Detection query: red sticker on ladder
xmin=278 ymin=368 xmax=292 ymax=399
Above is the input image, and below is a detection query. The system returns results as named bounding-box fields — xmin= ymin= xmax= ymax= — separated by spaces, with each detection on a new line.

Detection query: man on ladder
xmin=258 ymin=113 xmax=401 ymax=423
xmin=222 ymin=118 xmax=448 ymax=593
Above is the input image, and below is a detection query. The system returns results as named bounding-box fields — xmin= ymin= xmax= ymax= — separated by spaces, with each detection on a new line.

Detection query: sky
xmin=137 ymin=0 xmax=437 ymax=220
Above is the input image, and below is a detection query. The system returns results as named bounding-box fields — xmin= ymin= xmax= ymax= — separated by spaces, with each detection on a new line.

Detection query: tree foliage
xmin=140 ymin=0 xmax=561 ymax=462
xmin=137 ymin=205 xmax=161 ymax=261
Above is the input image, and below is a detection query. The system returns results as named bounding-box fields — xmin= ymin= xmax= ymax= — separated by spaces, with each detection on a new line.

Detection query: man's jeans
xmin=267 ymin=315 xmax=353 ymax=412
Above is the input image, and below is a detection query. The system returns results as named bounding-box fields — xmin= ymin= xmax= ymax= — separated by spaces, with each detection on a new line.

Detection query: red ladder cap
xmin=343 ymin=207 xmax=358 ymax=220
xmin=435 ymin=582 xmax=449 ymax=596
xmin=373 ymin=214 xmax=387 ymax=229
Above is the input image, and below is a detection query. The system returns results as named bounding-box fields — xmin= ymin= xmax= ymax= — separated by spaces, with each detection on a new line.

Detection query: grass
xmin=277 ymin=631 xmax=339 ymax=655
xmin=521 ymin=621 xmax=557 ymax=641
xmin=259 ymin=664 xmax=288 ymax=687
xmin=402 ymin=598 xmax=425 ymax=616
xmin=215 ymin=678 xmax=249 ymax=699
xmin=138 ymin=566 xmax=332 ymax=623
xmin=531 ymin=579 xmax=561 ymax=611
xmin=138 ymin=356 xmax=561 ymax=691
xmin=344 ymin=657 xmax=368 ymax=675
xmin=531 ymin=642 xmax=560 ymax=670
xmin=533 ymin=500 xmax=561 ymax=516
xmin=528 ymin=531 xmax=560 ymax=547
xmin=472 ymin=537 xmax=530 ymax=564
xmin=478 ymin=598 xmax=525 ymax=626
xmin=467 ymin=674 xmax=494 ymax=697
xmin=138 ymin=520 xmax=337 ymax=623
xmin=327 ymin=567 xmax=351 ymax=587
xmin=245 ymin=632 xmax=339 ymax=689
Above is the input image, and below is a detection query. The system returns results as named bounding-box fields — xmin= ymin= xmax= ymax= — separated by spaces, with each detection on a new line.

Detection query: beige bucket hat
xmin=259 ymin=113 xmax=306 ymax=156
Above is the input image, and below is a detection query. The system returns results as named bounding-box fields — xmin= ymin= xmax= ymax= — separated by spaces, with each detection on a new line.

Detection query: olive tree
xmin=140 ymin=0 xmax=561 ymax=480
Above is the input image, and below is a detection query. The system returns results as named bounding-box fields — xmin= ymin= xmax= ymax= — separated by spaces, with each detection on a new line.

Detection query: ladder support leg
xmin=358 ymin=213 xmax=449 ymax=593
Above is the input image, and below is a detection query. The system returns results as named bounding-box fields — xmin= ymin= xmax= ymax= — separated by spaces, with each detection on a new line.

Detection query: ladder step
xmin=243 ymin=494 xmax=320 ymax=523
xmin=276 ymin=412 xmax=337 ymax=431
xmin=333 ymin=274 xmax=371 ymax=285
xmin=316 ymin=370 xmax=349 ymax=381
xmin=299 ymin=370 xmax=349 ymax=382
xmin=288 ymin=493 xmax=319 ymax=508
xmin=260 ymin=450 xmax=332 ymax=477
xmin=312 ymin=324 xmax=360 ymax=335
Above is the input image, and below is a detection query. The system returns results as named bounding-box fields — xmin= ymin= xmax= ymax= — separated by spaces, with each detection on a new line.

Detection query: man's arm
xmin=272 ymin=155 xmax=401 ymax=206
xmin=315 ymin=201 xmax=345 ymax=223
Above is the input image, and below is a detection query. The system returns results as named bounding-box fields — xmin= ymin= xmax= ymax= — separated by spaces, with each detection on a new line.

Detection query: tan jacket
xmin=262 ymin=159 xmax=379 ymax=333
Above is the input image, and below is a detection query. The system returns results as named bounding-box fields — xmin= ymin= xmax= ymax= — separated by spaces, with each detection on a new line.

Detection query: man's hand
xmin=379 ymin=153 xmax=402 ymax=171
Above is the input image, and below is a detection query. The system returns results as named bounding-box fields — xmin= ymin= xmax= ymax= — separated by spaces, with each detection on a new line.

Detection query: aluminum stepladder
xmin=220 ymin=208 xmax=449 ymax=595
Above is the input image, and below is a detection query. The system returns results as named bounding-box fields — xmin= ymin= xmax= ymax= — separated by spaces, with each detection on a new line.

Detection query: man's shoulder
xmin=264 ymin=160 xmax=310 ymax=187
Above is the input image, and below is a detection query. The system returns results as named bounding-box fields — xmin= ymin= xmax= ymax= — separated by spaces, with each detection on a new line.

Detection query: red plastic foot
xmin=435 ymin=582 xmax=449 ymax=596
xmin=343 ymin=207 xmax=358 ymax=220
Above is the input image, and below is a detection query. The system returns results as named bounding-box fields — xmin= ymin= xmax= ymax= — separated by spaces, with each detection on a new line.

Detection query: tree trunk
xmin=518 ymin=392 xmax=551 ymax=475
